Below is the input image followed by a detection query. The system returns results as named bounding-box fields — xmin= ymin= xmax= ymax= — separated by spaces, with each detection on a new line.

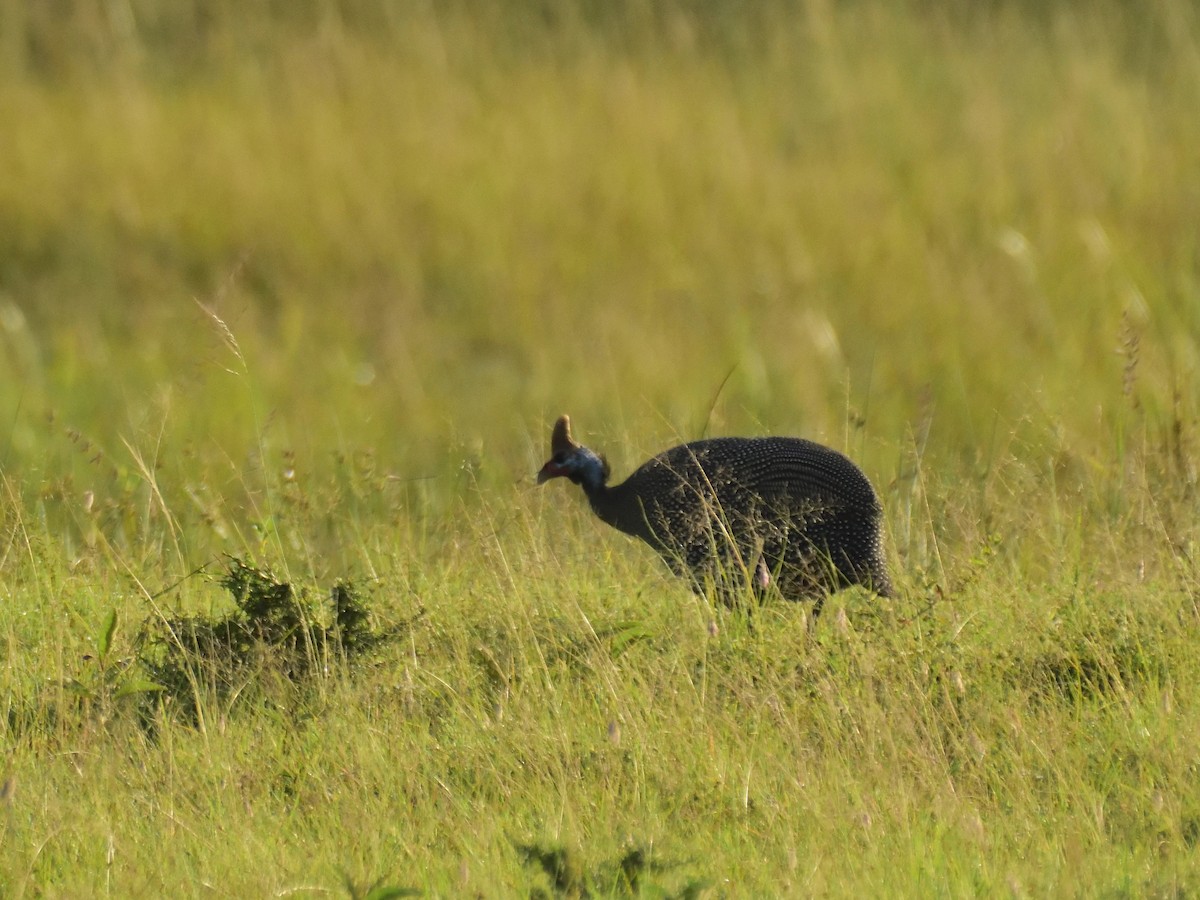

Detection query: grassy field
xmin=3 ymin=0 xmax=1200 ymax=895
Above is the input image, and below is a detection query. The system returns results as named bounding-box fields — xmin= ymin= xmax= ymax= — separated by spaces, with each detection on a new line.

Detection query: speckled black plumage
xmin=539 ymin=416 xmax=892 ymax=607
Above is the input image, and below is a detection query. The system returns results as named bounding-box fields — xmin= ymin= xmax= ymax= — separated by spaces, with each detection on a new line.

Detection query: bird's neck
xmin=585 ymin=481 xmax=620 ymax=527
xmin=584 ymin=474 xmax=647 ymax=540
xmin=574 ymin=447 xmax=610 ymax=497
xmin=572 ymin=449 xmax=648 ymax=540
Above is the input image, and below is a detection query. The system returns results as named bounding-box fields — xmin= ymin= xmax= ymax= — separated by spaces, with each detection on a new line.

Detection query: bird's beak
xmin=537 ymin=462 xmax=564 ymax=484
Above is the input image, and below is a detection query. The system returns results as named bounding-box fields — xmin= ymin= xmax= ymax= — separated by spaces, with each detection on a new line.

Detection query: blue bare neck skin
xmin=573 ymin=447 xmax=609 ymax=497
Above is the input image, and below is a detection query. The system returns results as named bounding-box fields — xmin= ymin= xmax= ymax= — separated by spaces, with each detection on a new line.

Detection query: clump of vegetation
xmin=1005 ymin=598 xmax=1175 ymax=703
xmin=8 ymin=558 xmax=400 ymax=742
xmin=517 ymin=840 xmax=711 ymax=899
xmin=339 ymin=872 xmax=421 ymax=900
xmin=139 ymin=557 xmax=402 ymax=725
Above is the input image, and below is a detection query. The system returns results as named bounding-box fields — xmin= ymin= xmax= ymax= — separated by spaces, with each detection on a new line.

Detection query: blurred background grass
xmin=0 ymin=0 xmax=1196 ymax=589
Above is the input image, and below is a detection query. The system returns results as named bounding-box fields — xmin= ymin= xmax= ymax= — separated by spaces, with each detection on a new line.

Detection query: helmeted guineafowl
xmin=537 ymin=414 xmax=892 ymax=607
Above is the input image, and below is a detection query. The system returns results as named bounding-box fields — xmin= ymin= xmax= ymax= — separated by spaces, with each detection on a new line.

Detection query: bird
xmin=537 ymin=414 xmax=892 ymax=610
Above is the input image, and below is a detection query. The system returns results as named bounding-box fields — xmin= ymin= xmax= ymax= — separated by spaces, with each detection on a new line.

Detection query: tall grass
xmin=2 ymin=0 xmax=1200 ymax=894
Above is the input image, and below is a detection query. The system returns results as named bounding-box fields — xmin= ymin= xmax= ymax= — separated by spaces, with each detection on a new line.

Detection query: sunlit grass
xmin=2 ymin=0 xmax=1200 ymax=895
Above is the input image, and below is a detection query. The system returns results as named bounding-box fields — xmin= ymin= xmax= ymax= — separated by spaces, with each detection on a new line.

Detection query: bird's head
xmin=537 ymin=414 xmax=610 ymax=492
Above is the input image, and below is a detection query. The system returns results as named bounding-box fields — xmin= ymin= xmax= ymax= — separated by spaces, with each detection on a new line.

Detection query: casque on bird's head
xmin=536 ymin=415 xmax=609 ymax=489
xmin=550 ymin=414 xmax=576 ymax=455
xmin=536 ymin=415 xmax=577 ymax=483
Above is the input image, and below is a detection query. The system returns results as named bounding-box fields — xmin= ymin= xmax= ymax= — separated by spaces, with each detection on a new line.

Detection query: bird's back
xmin=593 ymin=436 xmax=890 ymax=600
